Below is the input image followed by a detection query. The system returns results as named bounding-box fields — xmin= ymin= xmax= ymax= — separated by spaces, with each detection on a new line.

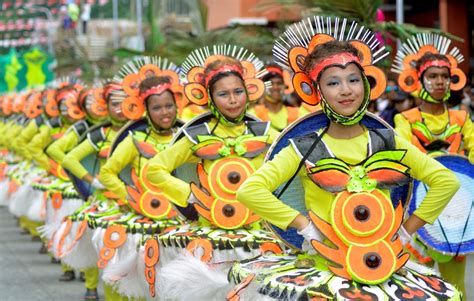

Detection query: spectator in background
xmin=81 ymin=2 xmax=91 ymax=35
xmin=376 ymin=78 xmax=398 ymax=113
xmin=67 ymin=1 xmax=80 ymax=34
xmin=380 ymin=90 xmax=415 ymax=127
xmin=60 ymin=5 xmax=71 ymax=31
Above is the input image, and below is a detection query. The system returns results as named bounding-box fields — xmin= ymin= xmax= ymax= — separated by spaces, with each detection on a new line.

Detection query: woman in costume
xmin=142 ymin=45 xmax=284 ymax=300
xmin=26 ymin=83 xmax=86 ymax=245
xmin=40 ymin=85 xmax=108 ymax=281
xmin=233 ymin=17 xmax=462 ymax=300
xmin=392 ymin=33 xmax=473 ymax=297
xmin=95 ymin=57 xmax=184 ymax=299
xmin=0 ymin=95 xmax=23 ymax=207
xmin=52 ymin=80 xmax=127 ymax=300
xmin=7 ymin=91 xmax=48 ymax=241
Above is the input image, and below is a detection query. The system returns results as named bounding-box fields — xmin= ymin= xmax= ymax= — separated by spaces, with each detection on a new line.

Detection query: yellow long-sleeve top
xmin=1 ymin=119 xmax=22 ymax=150
xmin=0 ymin=119 xmax=6 ymax=146
xmin=236 ymin=128 xmax=460 ymax=230
xmin=394 ymin=109 xmax=474 ymax=163
xmin=100 ymin=130 xmax=174 ymax=199
xmin=46 ymin=130 xmax=80 ymax=164
xmin=46 ymin=120 xmax=89 ymax=164
xmin=248 ymin=104 xmax=301 ymax=131
xmin=62 ymin=127 xmax=118 ymax=179
xmin=27 ymin=125 xmax=54 ymax=170
xmin=146 ymin=118 xmax=278 ymax=207
xmin=13 ymin=117 xmax=44 ymax=160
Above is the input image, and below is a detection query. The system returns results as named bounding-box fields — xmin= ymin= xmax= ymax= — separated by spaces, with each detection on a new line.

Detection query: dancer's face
xmin=422 ymin=66 xmax=450 ymax=101
xmin=146 ymin=91 xmax=177 ymax=130
xmin=211 ymin=74 xmax=247 ymax=120
xmin=266 ymin=76 xmax=284 ymax=103
xmin=319 ymin=63 xmax=365 ymax=117
xmin=107 ymin=99 xmax=126 ymax=122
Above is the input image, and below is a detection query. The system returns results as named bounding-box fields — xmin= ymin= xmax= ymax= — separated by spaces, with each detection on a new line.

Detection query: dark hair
xmin=304 ymin=40 xmax=361 ymax=74
xmin=205 ymin=57 xmax=245 ymax=95
xmin=416 ymin=53 xmax=450 ymax=71
xmin=138 ymin=76 xmax=175 ymax=104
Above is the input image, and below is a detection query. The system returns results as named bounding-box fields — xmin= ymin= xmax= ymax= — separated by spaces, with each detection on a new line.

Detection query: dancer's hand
xmin=297 ymin=222 xmax=324 ymax=255
xmin=398 ymin=225 xmax=411 ymax=246
xmin=187 ymin=193 xmax=199 ymax=204
xmin=91 ymin=178 xmax=105 ymax=190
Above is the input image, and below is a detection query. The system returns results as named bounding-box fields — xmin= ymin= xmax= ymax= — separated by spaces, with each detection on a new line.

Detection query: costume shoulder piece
xmin=183 ymin=123 xmax=211 ymax=145
xmin=46 ymin=116 xmax=62 ymax=129
xmin=290 ymin=128 xmax=395 ymax=164
xmin=70 ymin=120 xmax=89 ymax=138
xmin=87 ymin=125 xmax=107 ymax=151
xmin=34 ymin=115 xmax=45 ymax=127
xmin=245 ymin=120 xmax=270 ymax=137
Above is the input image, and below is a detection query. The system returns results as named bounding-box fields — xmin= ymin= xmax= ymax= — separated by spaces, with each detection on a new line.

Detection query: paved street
xmin=0 ymin=206 xmax=472 ymax=300
xmin=0 ymin=207 xmax=102 ymax=301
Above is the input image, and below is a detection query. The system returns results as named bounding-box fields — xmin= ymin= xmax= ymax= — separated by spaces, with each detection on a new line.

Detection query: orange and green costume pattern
xmin=395 ymin=108 xmax=474 ymax=163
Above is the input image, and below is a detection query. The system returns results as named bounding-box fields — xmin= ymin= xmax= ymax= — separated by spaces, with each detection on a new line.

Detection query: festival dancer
xmin=249 ymin=64 xmax=301 ymax=130
xmin=392 ymin=33 xmax=473 ymax=297
xmin=41 ymin=85 xmax=108 ymax=282
xmin=53 ymin=80 xmax=127 ymax=300
xmin=232 ymin=17 xmax=462 ymax=300
xmin=96 ymin=57 xmax=185 ymax=299
xmin=142 ymin=45 xmax=283 ymax=300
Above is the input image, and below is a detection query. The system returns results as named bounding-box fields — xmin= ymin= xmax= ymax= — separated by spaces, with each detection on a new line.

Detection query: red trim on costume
xmin=104 ymin=83 xmax=122 ymax=100
xmin=139 ymin=83 xmax=173 ymax=101
xmin=204 ymin=64 xmax=243 ymax=86
xmin=266 ymin=66 xmax=283 ymax=77
xmin=418 ymin=60 xmax=451 ymax=76
xmin=308 ymin=53 xmax=360 ymax=81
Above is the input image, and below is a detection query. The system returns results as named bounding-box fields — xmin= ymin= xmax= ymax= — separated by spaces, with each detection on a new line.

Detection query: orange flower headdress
xmin=78 ymin=83 xmax=108 ymax=122
xmin=181 ymin=45 xmax=268 ymax=125
xmin=181 ymin=45 xmax=267 ymax=105
xmin=391 ymin=33 xmax=466 ymax=103
xmin=2 ymin=94 xmax=14 ymax=116
xmin=273 ymin=16 xmax=389 ymax=125
xmin=54 ymin=77 xmax=86 ymax=121
xmin=24 ymin=90 xmax=43 ymax=119
xmin=12 ymin=91 xmax=27 ymax=114
xmin=114 ymin=56 xmax=183 ymax=120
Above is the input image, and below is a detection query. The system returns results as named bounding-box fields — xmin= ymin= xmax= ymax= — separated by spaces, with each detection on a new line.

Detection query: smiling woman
xmin=140 ymin=45 xmax=283 ymax=300
xmin=232 ymin=16 xmax=461 ymax=300
xmin=139 ymin=76 xmax=178 ymax=132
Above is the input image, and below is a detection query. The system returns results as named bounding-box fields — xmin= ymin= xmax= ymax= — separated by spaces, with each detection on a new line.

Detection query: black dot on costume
xmin=228 ymin=171 xmax=241 ymax=184
xmin=151 ymin=199 xmax=161 ymax=209
xmin=364 ymin=253 xmax=381 ymax=269
xmin=222 ymin=204 xmax=235 ymax=217
xmin=354 ymin=205 xmax=370 ymax=221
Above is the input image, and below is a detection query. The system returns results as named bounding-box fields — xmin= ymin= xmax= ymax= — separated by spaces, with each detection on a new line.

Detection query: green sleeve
xmin=145 ymin=137 xmax=197 ymax=207
xmin=62 ymin=139 xmax=97 ymax=179
xmin=461 ymin=117 xmax=474 ymax=164
xmin=394 ymin=113 xmax=413 ymax=143
xmin=27 ymin=126 xmax=52 ymax=170
xmin=99 ymin=135 xmax=138 ymax=199
xmin=14 ymin=121 xmax=38 ymax=160
xmin=397 ymin=136 xmax=460 ymax=224
xmin=236 ymin=145 xmax=301 ymax=230
xmin=46 ymin=131 xmax=79 ymax=164
xmin=4 ymin=124 xmax=23 ymax=150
